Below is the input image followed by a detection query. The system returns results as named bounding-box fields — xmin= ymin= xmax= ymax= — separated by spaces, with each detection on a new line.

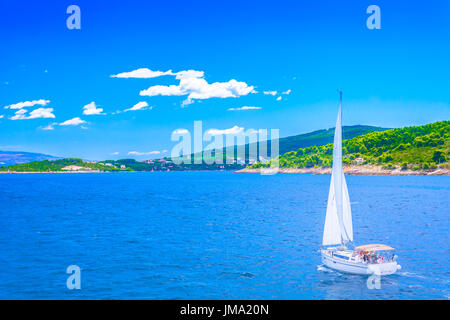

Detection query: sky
xmin=0 ymin=0 xmax=449 ymax=160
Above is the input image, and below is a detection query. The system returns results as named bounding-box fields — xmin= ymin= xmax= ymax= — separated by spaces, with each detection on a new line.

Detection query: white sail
xmin=322 ymin=91 xmax=353 ymax=246
xmin=323 ymin=172 xmax=341 ymax=245
xmin=342 ymin=174 xmax=353 ymax=242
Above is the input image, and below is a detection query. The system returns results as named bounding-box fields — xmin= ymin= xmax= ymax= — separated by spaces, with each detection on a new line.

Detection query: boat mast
xmin=335 ymin=90 xmax=350 ymax=245
xmin=322 ymin=90 xmax=354 ymax=247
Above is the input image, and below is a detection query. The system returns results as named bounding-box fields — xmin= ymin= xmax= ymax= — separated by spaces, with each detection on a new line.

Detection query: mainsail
xmin=322 ymin=91 xmax=353 ymax=246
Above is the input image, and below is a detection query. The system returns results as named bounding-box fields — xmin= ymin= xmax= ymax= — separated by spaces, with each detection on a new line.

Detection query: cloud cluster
xmin=4 ymin=99 xmax=50 ymax=110
xmin=141 ymin=77 xmax=255 ymax=106
xmin=4 ymin=99 xmax=55 ymax=121
xmin=82 ymin=102 xmax=104 ymax=115
xmin=41 ymin=117 xmax=88 ymax=130
xmin=11 ymin=107 xmax=55 ymax=120
xmin=110 ymin=68 xmax=205 ymax=80
xmin=112 ymin=68 xmax=255 ymax=106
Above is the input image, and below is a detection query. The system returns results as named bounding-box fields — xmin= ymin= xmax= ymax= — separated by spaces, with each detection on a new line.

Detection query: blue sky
xmin=0 ymin=0 xmax=449 ymax=160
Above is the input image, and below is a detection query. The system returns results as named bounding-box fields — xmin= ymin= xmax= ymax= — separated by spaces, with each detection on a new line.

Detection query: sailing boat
xmin=320 ymin=91 xmax=401 ymax=276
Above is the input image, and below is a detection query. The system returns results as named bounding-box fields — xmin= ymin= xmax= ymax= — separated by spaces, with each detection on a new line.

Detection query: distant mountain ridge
xmin=0 ymin=151 xmax=61 ymax=166
xmin=188 ymin=125 xmax=388 ymax=161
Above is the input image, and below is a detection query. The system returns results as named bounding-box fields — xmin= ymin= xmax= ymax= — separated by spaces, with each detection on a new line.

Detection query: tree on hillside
xmin=432 ymin=150 xmax=446 ymax=164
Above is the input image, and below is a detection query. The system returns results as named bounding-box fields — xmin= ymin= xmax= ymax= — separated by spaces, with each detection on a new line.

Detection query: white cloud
xmin=140 ymin=77 xmax=255 ymax=106
xmin=282 ymin=89 xmax=291 ymax=95
xmin=181 ymin=98 xmax=194 ymax=107
xmin=110 ymin=68 xmax=205 ymax=80
xmin=82 ymin=101 xmax=104 ymax=115
xmin=140 ymin=84 xmax=185 ymax=97
xmin=113 ymin=67 xmax=255 ymax=106
xmin=10 ymin=109 xmax=27 ymax=120
xmin=276 ymin=96 xmax=282 ymax=101
xmin=40 ymin=122 xmax=57 ymax=130
xmin=110 ymin=68 xmax=175 ymax=79
xmin=128 ymin=150 xmax=161 ymax=156
xmin=228 ymin=106 xmax=261 ymax=111
xmin=263 ymin=91 xmax=277 ymax=96
xmin=41 ymin=117 xmax=87 ymax=130
xmin=110 ymin=152 xmax=119 ymax=155
xmin=59 ymin=117 xmax=86 ymax=126
xmin=124 ymin=101 xmax=152 ymax=112
xmin=11 ymin=107 xmax=55 ymax=120
xmin=4 ymin=99 xmax=50 ymax=110
xmin=175 ymin=70 xmax=204 ymax=79
xmin=0 ymin=115 xmax=4 ymax=119
xmin=206 ymin=125 xmax=245 ymax=136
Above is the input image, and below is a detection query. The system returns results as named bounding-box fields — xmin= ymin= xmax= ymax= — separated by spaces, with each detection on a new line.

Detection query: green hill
xmin=251 ymin=120 xmax=449 ymax=170
xmin=0 ymin=158 xmax=130 ymax=172
xmin=276 ymin=125 xmax=387 ymax=155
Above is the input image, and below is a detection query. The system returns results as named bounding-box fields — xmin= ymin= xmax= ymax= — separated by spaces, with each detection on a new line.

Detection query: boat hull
xmin=321 ymin=250 xmax=399 ymax=276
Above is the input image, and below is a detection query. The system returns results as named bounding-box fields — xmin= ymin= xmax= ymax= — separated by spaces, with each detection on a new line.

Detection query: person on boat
xmin=363 ymin=252 xmax=368 ymax=263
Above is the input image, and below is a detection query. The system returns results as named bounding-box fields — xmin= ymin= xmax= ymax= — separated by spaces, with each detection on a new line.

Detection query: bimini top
xmin=355 ymin=244 xmax=395 ymax=252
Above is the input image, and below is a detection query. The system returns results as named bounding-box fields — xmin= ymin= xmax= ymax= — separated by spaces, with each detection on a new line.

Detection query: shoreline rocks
xmin=235 ymin=165 xmax=450 ymax=175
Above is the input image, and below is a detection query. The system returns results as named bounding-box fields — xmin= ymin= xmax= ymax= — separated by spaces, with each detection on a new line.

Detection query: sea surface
xmin=0 ymin=171 xmax=448 ymax=299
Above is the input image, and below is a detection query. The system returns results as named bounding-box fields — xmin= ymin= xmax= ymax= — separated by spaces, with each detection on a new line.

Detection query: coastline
xmin=235 ymin=164 xmax=450 ymax=175
xmin=1 ymin=165 xmax=449 ymax=175
xmin=0 ymin=170 xmax=105 ymax=174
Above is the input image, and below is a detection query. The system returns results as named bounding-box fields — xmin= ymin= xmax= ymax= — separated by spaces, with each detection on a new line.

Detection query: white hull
xmin=321 ymin=250 xmax=400 ymax=276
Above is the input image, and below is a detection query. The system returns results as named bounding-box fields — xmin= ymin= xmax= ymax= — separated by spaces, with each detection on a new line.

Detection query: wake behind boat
xmin=320 ymin=91 xmax=401 ymax=276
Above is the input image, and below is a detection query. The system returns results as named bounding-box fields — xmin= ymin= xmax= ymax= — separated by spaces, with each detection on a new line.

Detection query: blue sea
xmin=0 ymin=172 xmax=448 ymax=299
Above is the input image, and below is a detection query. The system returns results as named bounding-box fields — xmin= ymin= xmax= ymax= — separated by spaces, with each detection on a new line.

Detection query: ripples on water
xmin=0 ymin=172 xmax=448 ymax=299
